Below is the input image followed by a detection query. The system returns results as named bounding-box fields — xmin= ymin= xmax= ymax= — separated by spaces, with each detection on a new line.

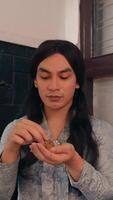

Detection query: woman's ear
xmin=34 ymin=80 xmax=38 ymax=88
xmin=76 ymin=83 xmax=80 ymax=89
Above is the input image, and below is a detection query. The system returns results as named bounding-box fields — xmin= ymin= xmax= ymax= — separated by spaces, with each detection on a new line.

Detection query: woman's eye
xmin=41 ymin=76 xmax=50 ymax=79
xmin=60 ymin=76 xmax=69 ymax=79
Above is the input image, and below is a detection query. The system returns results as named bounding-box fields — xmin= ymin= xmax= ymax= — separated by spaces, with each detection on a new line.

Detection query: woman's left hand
xmin=30 ymin=142 xmax=84 ymax=181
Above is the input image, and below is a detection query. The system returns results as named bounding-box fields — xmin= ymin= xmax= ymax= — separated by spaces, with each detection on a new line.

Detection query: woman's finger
xmin=17 ymin=119 xmax=48 ymax=142
xmin=34 ymin=143 xmax=66 ymax=163
xmin=29 ymin=143 xmax=46 ymax=161
xmin=20 ymin=119 xmax=48 ymax=139
xmin=14 ymin=128 xmax=33 ymax=144
xmin=30 ymin=143 xmax=58 ymax=164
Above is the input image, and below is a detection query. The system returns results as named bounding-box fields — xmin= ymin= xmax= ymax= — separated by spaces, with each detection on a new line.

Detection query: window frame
xmin=80 ymin=0 xmax=113 ymax=113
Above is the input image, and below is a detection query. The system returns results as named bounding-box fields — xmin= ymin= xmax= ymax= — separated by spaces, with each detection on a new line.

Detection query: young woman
xmin=0 ymin=40 xmax=113 ymax=200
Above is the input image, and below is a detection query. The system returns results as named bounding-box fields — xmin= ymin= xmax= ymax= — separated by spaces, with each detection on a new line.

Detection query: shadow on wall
xmin=0 ymin=41 xmax=35 ymax=137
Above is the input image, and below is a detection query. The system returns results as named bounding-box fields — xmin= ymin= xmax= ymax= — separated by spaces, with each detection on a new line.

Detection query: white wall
xmin=94 ymin=77 xmax=113 ymax=126
xmin=0 ymin=0 xmax=80 ymax=47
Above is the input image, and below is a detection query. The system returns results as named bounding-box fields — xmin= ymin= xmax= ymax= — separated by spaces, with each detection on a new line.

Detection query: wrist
xmin=65 ymin=152 xmax=84 ymax=181
xmin=0 ymin=145 xmax=20 ymax=164
xmin=1 ymin=150 xmax=20 ymax=164
xmin=0 ymin=152 xmax=3 ymax=163
xmin=4 ymin=141 xmax=21 ymax=153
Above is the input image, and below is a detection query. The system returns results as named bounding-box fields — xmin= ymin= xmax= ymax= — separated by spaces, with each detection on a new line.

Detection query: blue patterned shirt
xmin=0 ymin=116 xmax=113 ymax=200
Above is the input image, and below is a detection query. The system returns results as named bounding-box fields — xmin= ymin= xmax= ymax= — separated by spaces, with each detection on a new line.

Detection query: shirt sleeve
xmin=0 ymin=120 xmax=17 ymax=154
xmin=68 ymin=160 xmax=113 ymax=200
xmin=67 ymin=119 xmax=113 ymax=200
xmin=0 ymin=120 xmax=20 ymax=200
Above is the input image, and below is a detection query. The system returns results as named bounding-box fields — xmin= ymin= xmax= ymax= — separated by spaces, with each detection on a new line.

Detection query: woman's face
xmin=34 ymin=53 xmax=79 ymax=111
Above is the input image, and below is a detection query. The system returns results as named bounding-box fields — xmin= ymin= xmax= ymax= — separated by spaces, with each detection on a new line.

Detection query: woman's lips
xmin=47 ymin=96 xmax=62 ymax=102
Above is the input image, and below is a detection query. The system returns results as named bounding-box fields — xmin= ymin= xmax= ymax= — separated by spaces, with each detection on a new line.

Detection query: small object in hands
xmin=44 ymin=139 xmax=60 ymax=150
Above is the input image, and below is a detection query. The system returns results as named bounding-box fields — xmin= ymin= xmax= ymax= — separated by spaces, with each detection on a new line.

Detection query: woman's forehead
xmin=37 ymin=53 xmax=73 ymax=73
xmin=38 ymin=53 xmax=71 ymax=68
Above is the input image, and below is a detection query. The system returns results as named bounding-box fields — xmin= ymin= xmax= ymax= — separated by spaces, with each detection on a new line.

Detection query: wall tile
xmin=0 ymin=41 xmax=25 ymax=56
xmin=14 ymin=56 xmax=31 ymax=73
xmin=0 ymin=86 xmax=14 ymax=104
xmin=0 ymin=41 xmax=35 ymax=137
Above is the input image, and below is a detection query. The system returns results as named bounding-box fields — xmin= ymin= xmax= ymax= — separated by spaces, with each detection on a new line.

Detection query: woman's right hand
xmin=1 ymin=118 xmax=48 ymax=164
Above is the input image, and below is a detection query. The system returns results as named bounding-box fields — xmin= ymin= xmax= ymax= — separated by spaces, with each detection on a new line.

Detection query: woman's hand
xmin=6 ymin=119 xmax=47 ymax=150
xmin=30 ymin=142 xmax=84 ymax=181
xmin=1 ymin=119 xmax=48 ymax=164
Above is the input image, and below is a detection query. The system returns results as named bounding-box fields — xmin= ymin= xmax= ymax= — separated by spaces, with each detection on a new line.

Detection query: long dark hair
xmin=20 ymin=40 xmax=98 ymax=168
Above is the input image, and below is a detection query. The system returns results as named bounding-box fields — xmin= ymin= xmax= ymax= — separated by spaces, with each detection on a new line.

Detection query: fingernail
xmin=29 ymin=145 xmax=32 ymax=151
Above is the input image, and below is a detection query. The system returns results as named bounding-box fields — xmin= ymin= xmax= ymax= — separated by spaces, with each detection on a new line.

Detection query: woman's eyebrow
xmin=59 ymin=68 xmax=73 ymax=73
xmin=38 ymin=67 xmax=73 ymax=73
xmin=38 ymin=67 xmax=50 ymax=73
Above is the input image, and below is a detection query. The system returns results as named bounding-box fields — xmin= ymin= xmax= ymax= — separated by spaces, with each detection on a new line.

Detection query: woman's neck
xmin=44 ymin=106 xmax=70 ymax=139
xmin=44 ymin=105 xmax=70 ymax=122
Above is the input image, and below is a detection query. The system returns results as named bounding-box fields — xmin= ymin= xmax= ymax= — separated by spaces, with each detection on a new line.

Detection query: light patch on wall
xmin=0 ymin=0 xmax=79 ymax=47
xmin=93 ymin=77 xmax=113 ymax=126
xmin=65 ymin=0 xmax=80 ymax=45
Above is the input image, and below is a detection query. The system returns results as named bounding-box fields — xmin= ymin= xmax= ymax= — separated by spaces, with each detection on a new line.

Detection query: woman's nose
xmin=47 ymin=77 xmax=60 ymax=90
